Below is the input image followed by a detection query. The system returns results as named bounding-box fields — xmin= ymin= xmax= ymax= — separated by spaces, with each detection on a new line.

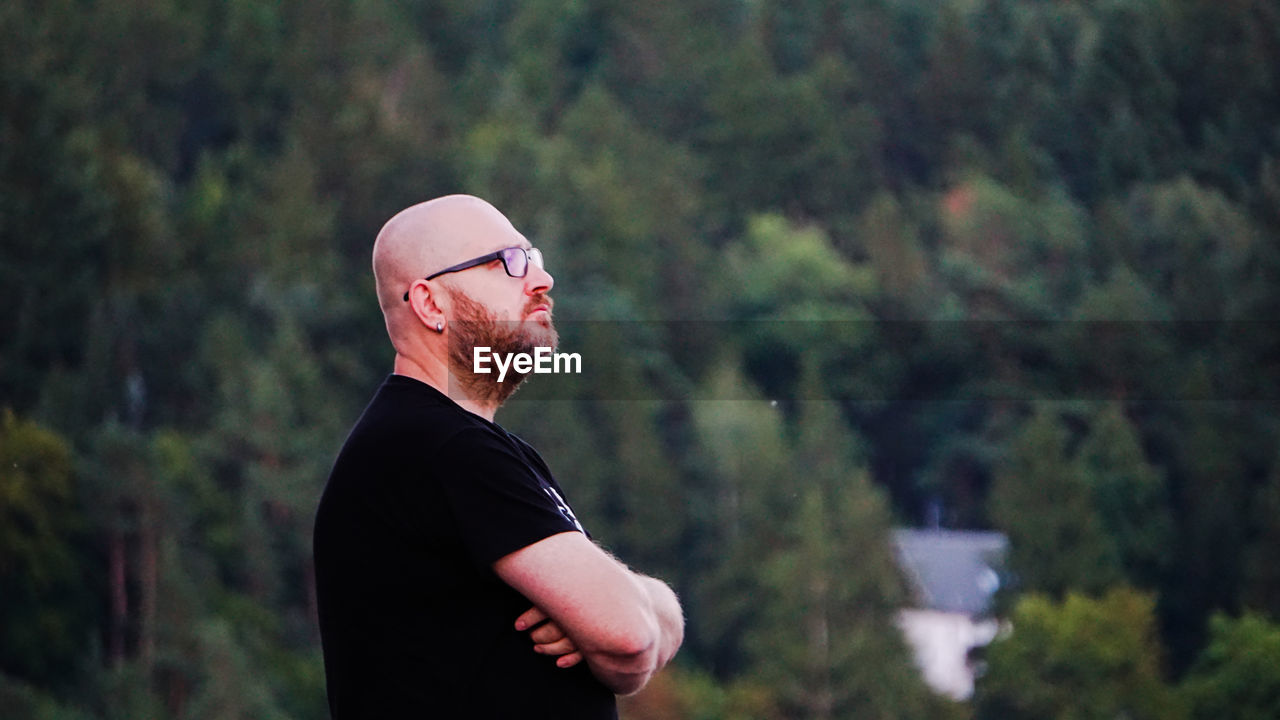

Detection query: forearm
xmin=640 ymin=575 xmax=683 ymax=670
xmin=581 ymin=574 xmax=683 ymax=695
xmin=493 ymin=533 xmax=683 ymax=694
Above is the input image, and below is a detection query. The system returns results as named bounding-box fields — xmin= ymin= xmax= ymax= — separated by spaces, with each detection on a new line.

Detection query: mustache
xmin=524 ymin=293 xmax=553 ymax=316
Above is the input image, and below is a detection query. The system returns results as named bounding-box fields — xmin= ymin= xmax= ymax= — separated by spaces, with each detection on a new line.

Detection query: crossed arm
xmin=493 ymin=531 xmax=684 ymax=695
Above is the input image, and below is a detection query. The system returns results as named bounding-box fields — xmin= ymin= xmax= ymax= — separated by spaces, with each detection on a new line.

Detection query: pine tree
xmin=1076 ymin=404 xmax=1172 ymax=589
xmin=689 ymin=362 xmax=791 ymax=677
xmin=988 ymin=407 xmax=1122 ymax=597
xmin=1242 ymin=461 xmax=1280 ymax=619
xmin=746 ymin=366 xmax=940 ymax=719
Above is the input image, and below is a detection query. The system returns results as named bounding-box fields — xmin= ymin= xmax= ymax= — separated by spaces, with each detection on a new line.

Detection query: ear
xmin=405 ymin=281 xmax=447 ymax=333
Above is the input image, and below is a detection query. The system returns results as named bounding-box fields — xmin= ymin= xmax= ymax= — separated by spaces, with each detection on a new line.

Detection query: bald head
xmin=372 ymin=195 xmax=528 ymax=345
xmin=374 ymin=195 xmax=501 ymax=307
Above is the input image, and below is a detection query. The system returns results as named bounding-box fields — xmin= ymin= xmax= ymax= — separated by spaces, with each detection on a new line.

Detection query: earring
xmin=436 ymin=322 xmax=444 ymax=333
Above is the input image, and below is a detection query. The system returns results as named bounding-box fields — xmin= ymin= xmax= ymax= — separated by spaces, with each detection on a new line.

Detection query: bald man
xmin=313 ymin=196 xmax=682 ymax=719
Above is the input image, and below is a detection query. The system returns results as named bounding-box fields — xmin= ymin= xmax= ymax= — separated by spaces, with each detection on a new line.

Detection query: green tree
xmin=1059 ymin=263 xmax=1176 ymax=403
xmin=79 ymin=423 xmax=169 ymax=685
xmin=0 ymin=671 xmax=93 ymax=720
xmin=1165 ymin=392 xmax=1253 ymax=664
xmin=713 ymin=213 xmax=880 ymax=404
xmin=182 ymin=618 xmax=294 ymax=720
xmin=935 ymin=173 xmax=1088 ymax=320
xmin=1242 ymin=461 xmax=1280 ymax=618
xmin=4 ymin=0 xmax=1280 ymax=714
xmin=548 ymin=82 xmax=708 ymax=320
xmin=986 ymin=1 xmax=1087 ymax=194
xmin=1104 ymin=176 xmax=1260 ymax=321
xmin=0 ymin=412 xmax=92 ymax=687
xmin=591 ymin=1 xmax=740 ymax=141
xmin=988 ymin=407 xmax=1122 ymax=597
xmin=0 ymin=0 xmax=168 ymax=421
xmin=1076 ymin=404 xmax=1173 ymax=589
xmin=1069 ymin=0 xmax=1182 ymax=198
xmin=1166 ymin=0 xmax=1280 ymax=196
xmin=746 ymin=371 xmax=942 ymax=719
xmin=917 ymin=1 xmax=999 ymax=153
xmin=974 ymin=587 xmax=1182 ymax=720
xmin=857 ymin=192 xmax=931 ymax=315
xmin=688 ymin=363 xmax=791 ymax=676
xmin=1180 ymin=613 xmax=1280 ymax=720
xmin=699 ymin=32 xmax=882 ymax=221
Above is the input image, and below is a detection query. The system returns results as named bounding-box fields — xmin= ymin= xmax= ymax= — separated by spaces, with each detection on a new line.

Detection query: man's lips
xmin=525 ymin=298 xmax=553 ymax=317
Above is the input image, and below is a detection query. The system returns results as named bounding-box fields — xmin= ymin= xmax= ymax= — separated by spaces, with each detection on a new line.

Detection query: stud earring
xmin=437 ymin=322 xmax=444 ymax=333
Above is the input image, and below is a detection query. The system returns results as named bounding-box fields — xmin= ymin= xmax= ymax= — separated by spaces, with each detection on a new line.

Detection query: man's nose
xmin=527 ymin=262 xmax=554 ymax=294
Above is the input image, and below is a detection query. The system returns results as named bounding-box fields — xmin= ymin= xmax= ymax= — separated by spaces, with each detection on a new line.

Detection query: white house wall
xmin=896 ymin=608 xmax=999 ymax=700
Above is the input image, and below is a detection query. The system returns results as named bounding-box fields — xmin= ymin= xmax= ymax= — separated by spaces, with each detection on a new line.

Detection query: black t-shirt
xmin=314 ymin=375 xmax=617 ymax=719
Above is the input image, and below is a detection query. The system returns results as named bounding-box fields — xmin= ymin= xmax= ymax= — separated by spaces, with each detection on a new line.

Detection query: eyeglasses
xmin=403 ymin=246 xmax=544 ymax=301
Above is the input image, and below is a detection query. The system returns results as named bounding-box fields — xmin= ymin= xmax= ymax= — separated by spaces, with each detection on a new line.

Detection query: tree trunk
xmin=138 ymin=503 xmax=158 ymax=677
xmin=108 ymin=526 xmax=128 ymax=668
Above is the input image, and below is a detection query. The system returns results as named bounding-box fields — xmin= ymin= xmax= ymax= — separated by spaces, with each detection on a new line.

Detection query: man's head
xmin=372 ymin=195 xmax=556 ymax=404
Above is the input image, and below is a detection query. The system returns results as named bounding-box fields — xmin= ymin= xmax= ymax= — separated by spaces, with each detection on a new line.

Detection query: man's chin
xmin=524 ymin=320 xmax=558 ymax=350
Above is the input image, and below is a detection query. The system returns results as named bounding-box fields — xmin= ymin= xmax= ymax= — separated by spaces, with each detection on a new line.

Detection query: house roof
xmin=892 ymin=528 xmax=1008 ymax=616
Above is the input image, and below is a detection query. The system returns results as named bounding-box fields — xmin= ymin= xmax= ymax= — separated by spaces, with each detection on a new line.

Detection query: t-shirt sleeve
xmin=435 ymin=427 xmax=583 ymax=568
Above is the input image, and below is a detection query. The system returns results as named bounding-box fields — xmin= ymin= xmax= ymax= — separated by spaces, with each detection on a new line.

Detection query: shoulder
xmin=436 ymin=423 xmax=541 ymax=487
xmin=351 ymin=378 xmax=486 ymax=446
xmin=325 ymin=380 xmax=488 ymax=496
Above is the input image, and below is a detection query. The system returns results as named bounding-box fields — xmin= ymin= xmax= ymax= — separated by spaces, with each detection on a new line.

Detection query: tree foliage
xmin=1180 ymin=613 xmax=1280 ymax=720
xmin=975 ymin=587 xmax=1182 ymax=720
xmin=2 ymin=0 xmax=1278 ymax=716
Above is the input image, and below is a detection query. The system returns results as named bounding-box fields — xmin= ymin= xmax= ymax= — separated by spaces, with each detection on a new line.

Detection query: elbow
xmin=600 ymin=592 xmax=685 ymax=694
xmin=608 ymin=621 xmax=660 ymax=662
xmin=606 ymin=626 xmax=661 ymax=677
xmin=593 ymin=601 xmax=660 ymax=661
xmin=589 ymin=619 xmax=662 ymax=695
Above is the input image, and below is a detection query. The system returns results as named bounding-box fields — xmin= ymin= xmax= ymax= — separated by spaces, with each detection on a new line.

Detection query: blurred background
xmin=2 ymin=0 xmax=1279 ymax=718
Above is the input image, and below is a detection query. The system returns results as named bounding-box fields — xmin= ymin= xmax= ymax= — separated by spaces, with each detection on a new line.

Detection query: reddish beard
xmin=446 ymin=289 xmax=558 ymax=406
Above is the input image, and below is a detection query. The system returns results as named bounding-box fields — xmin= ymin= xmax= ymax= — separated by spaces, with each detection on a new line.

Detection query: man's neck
xmin=393 ymin=353 xmax=499 ymax=422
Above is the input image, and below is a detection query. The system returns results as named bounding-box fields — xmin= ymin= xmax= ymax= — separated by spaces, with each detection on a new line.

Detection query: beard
xmin=446 ymin=288 xmax=558 ymax=406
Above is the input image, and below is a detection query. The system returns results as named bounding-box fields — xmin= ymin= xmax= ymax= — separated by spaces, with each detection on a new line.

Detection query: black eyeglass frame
xmin=402 ymin=246 xmax=543 ymax=301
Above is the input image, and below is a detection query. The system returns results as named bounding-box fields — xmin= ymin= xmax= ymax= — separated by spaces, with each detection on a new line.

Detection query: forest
xmin=2 ymin=0 xmax=1279 ymax=718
